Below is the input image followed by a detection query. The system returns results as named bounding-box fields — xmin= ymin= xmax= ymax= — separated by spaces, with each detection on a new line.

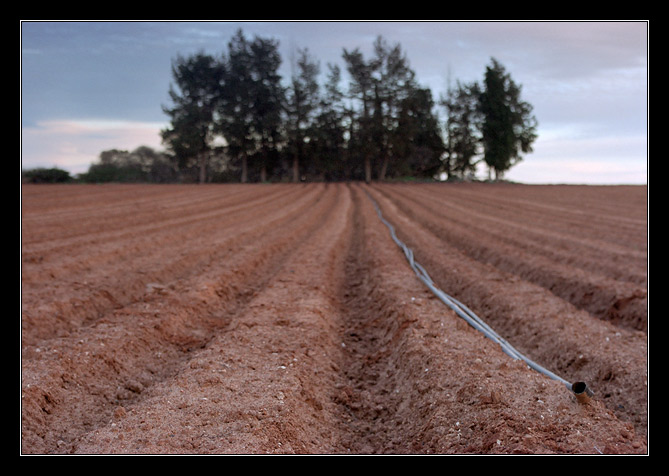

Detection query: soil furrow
xmin=366 ymin=185 xmax=647 ymax=438
xmin=21 ymin=184 xmax=323 ymax=346
xmin=21 ymin=184 xmax=278 ymax=244
xmin=21 ymin=183 xmax=337 ymax=453
xmin=327 ymin=183 xmax=646 ymax=453
xmin=413 ymin=183 xmax=645 ymax=244
xmin=71 ymin=183 xmax=354 ymax=454
xmin=382 ymin=183 xmax=646 ymax=286
xmin=376 ymin=185 xmax=647 ymax=331
xmin=21 ymin=184 xmax=302 ymax=268
xmin=21 ymin=183 xmax=648 ymax=454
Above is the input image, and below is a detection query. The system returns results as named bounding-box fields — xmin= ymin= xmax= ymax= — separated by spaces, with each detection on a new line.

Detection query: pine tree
xmin=478 ymin=58 xmax=537 ymax=180
xmin=442 ymin=81 xmax=482 ymax=179
xmin=372 ymin=37 xmax=416 ymax=181
xmin=285 ymin=48 xmax=320 ymax=182
xmin=394 ymin=86 xmax=445 ymax=179
xmin=217 ymin=30 xmax=285 ymax=183
xmin=161 ymin=52 xmax=222 ymax=183
xmin=248 ymin=35 xmax=285 ymax=182
xmin=343 ymin=36 xmax=418 ymax=182
xmin=342 ymin=47 xmax=377 ymax=183
xmin=217 ymin=30 xmax=254 ymax=183
xmin=311 ymin=64 xmax=347 ymax=181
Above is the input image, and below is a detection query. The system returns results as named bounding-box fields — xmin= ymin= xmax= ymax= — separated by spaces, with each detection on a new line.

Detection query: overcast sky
xmin=20 ymin=20 xmax=648 ymax=184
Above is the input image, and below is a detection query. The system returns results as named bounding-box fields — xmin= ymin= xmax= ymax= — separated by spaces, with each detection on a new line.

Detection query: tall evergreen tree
xmin=394 ymin=86 xmax=445 ymax=179
xmin=311 ymin=64 xmax=347 ymax=181
xmin=218 ymin=30 xmax=254 ymax=183
xmin=442 ymin=80 xmax=482 ymax=179
xmin=285 ymin=48 xmax=320 ymax=182
xmin=161 ymin=52 xmax=222 ymax=183
xmin=342 ymin=46 xmax=377 ymax=183
xmin=159 ymin=32 xmax=539 ymax=184
xmin=478 ymin=58 xmax=538 ymax=180
xmin=217 ymin=30 xmax=285 ymax=183
xmin=248 ymin=35 xmax=285 ymax=182
xmin=371 ymin=37 xmax=417 ymax=181
xmin=343 ymin=36 xmax=418 ymax=182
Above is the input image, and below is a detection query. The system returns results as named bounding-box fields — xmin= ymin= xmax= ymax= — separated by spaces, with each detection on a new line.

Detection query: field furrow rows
xmin=366 ymin=184 xmax=647 ymax=437
xmin=382 ymin=184 xmax=646 ymax=284
xmin=21 ymin=185 xmax=322 ymax=345
xmin=21 ymin=183 xmax=336 ymax=452
xmin=375 ymin=184 xmax=647 ymax=331
xmin=21 ymin=183 xmax=648 ymax=454
xmin=408 ymin=183 xmax=646 ymax=253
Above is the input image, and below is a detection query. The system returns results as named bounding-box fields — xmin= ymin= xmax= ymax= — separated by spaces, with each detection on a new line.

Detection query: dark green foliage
xmin=285 ymin=48 xmax=321 ymax=182
xmin=83 ymin=162 xmax=144 ymax=183
xmin=342 ymin=46 xmax=377 ymax=182
xmin=309 ymin=64 xmax=348 ymax=181
xmin=216 ymin=29 xmax=285 ymax=183
xmin=393 ymin=87 xmax=445 ymax=179
xmin=247 ymin=34 xmax=285 ymax=182
xmin=110 ymin=33 xmax=539 ymax=183
xmin=22 ymin=167 xmax=72 ymax=183
xmin=340 ymin=36 xmax=447 ymax=182
xmin=441 ymin=81 xmax=482 ymax=179
xmin=78 ymin=147 xmax=177 ymax=183
xmin=216 ymin=30 xmax=254 ymax=183
xmin=161 ymin=51 xmax=223 ymax=183
xmin=478 ymin=58 xmax=538 ymax=180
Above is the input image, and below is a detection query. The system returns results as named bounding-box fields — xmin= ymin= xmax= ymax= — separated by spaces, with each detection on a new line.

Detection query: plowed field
xmin=20 ymin=182 xmax=648 ymax=454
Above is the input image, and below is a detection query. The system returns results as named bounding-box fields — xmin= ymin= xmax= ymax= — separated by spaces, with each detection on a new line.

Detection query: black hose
xmin=365 ymin=190 xmax=591 ymax=400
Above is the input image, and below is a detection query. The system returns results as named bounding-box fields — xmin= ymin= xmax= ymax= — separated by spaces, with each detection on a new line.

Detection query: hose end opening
xmin=571 ymin=381 xmax=594 ymax=404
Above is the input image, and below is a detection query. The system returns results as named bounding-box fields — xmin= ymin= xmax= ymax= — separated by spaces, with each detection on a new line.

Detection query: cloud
xmin=20 ymin=21 xmax=647 ymax=184
xmin=21 ymin=119 xmax=166 ymax=174
xmin=508 ymin=157 xmax=647 ymax=185
xmin=506 ymin=127 xmax=647 ymax=184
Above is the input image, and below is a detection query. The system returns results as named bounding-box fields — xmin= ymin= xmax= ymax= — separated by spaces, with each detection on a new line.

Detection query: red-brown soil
xmin=20 ymin=182 xmax=648 ymax=454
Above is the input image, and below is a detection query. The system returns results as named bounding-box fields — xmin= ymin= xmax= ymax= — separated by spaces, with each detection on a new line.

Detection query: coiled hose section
xmin=366 ymin=190 xmax=593 ymax=401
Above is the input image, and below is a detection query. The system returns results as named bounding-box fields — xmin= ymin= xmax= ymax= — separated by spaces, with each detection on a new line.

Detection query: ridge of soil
xmin=21 ymin=182 xmax=648 ymax=454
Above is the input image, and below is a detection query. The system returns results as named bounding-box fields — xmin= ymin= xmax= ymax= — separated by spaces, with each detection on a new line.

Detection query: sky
xmin=20 ymin=20 xmax=648 ymax=184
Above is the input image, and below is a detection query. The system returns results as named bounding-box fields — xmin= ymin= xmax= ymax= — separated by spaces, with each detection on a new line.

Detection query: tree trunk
xmin=292 ymin=154 xmax=299 ymax=183
xmin=198 ymin=153 xmax=207 ymax=184
xmin=260 ymin=165 xmax=267 ymax=183
xmin=241 ymin=154 xmax=248 ymax=183
xmin=379 ymin=156 xmax=388 ymax=182
xmin=364 ymin=156 xmax=372 ymax=184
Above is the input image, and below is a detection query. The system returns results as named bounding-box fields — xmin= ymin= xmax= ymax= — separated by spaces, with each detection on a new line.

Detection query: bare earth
xmin=20 ymin=182 xmax=648 ymax=454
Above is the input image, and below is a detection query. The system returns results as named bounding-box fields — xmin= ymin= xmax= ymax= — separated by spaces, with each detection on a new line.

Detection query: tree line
xmin=23 ymin=29 xmax=538 ymax=184
xmin=22 ymin=146 xmax=178 ymax=184
xmin=161 ymin=30 xmax=537 ymax=184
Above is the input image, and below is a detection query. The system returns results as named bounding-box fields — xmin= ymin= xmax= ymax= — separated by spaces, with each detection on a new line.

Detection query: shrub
xmin=22 ymin=167 xmax=72 ymax=183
